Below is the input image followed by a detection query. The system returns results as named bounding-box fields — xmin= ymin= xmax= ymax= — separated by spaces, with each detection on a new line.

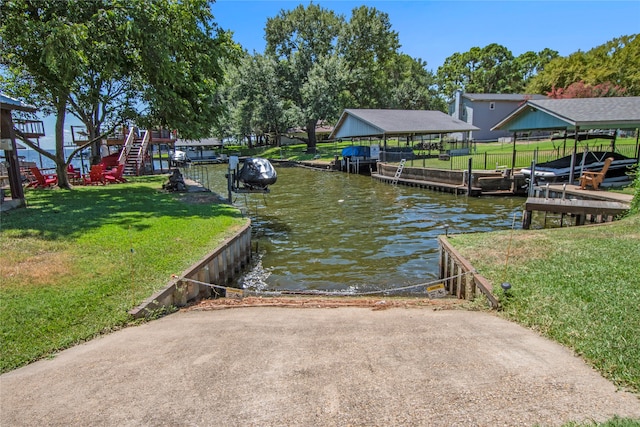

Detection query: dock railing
xmin=438 ymin=235 xmax=499 ymax=309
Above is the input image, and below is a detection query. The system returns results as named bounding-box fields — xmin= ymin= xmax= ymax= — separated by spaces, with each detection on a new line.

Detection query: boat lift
xmin=226 ymin=156 xmax=274 ymax=203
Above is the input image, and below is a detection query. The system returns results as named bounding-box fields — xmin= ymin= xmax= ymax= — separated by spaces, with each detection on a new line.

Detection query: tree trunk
xmin=54 ymin=101 xmax=72 ymax=189
xmin=90 ymin=124 xmax=101 ymax=165
xmin=305 ymin=118 xmax=318 ymax=153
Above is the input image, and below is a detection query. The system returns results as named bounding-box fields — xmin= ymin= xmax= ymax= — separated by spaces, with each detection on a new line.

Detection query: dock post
xmin=467 ymin=158 xmax=472 ymax=195
xmin=522 ymin=209 xmax=532 ymax=229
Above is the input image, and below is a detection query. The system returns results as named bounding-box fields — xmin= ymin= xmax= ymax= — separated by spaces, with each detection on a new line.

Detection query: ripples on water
xmin=195 ymin=164 xmax=523 ymax=294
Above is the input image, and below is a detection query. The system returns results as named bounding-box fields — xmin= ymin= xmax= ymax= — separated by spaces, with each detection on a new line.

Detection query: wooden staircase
xmin=118 ymin=128 xmax=150 ymax=176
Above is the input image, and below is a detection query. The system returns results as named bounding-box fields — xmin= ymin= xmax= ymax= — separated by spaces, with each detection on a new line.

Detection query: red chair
xmin=104 ymin=164 xmax=126 ymax=183
xmin=83 ymin=165 xmax=105 ymax=185
xmin=29 ymin=167 xmax=57 ymax=188
xmin=67 ymin=164 xmax=82 ymax=184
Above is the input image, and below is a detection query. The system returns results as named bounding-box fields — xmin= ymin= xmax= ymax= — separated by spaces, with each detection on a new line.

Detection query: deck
xmin=522 ymin=196 xmax=630 ymax=229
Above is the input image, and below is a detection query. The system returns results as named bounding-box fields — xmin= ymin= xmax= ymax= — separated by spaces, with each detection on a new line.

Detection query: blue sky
xmin=37 ymin=0 xmax=640 ymax=149
xmin=213 ymin=0 xmax=640 ymax=71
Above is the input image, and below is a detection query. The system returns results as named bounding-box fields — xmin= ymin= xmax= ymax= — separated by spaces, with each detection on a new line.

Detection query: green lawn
xmin=0 ymin=176 xmax=247 ymax=373
xmin=448 ymin=213 xmax=640 ymax=393
xmin=223 ymin=136 xmax=638 ymax=170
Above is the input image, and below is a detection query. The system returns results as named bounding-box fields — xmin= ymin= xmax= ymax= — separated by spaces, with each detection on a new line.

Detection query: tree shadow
xmin=1 ymin=184 xmax=243 ymax=240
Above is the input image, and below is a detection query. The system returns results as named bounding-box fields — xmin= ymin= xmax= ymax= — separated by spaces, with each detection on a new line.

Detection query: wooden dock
xmin=522 ymin=197 xmax=630 ymax=229
xmin=371 ymin=173 xmax=482 ymax=196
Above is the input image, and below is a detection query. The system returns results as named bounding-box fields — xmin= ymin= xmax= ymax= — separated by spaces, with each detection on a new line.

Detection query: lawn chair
xmin=83 ymin=164 xmax=105 ymax=185
xmin=104 ymin=164 xmax=126 ymax=183
xmin=29 ymin=167 xmax=57 ymax=188
xmin=67 ymin=164 xmax=82 ymax=184
xmin=579 ymin=157 xmax=614 ymax=190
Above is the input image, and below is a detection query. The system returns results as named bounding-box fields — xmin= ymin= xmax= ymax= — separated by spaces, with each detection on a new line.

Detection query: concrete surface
xmin=1 ymin=307 xmax=639 ymax=426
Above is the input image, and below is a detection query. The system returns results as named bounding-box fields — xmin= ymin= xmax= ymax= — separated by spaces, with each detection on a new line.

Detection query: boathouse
xmin=492 ymin=96 xmax=640 ymax=182
xmin=330 ymin=109 xmax=479 ymax=145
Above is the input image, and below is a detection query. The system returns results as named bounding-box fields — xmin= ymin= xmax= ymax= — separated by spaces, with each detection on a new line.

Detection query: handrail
xmin=117 ymin=127 xmax=136 ymax=166
xmin=134 ymin=130 xmax=150 ymax=174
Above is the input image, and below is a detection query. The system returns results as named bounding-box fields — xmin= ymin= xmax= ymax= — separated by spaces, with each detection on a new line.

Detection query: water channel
xmin=192 ymin=164 xmax=524 ymax=294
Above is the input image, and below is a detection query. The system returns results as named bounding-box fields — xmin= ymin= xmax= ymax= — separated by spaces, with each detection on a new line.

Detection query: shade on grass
xmin=0 ymin=176 xmax=247 ymax=373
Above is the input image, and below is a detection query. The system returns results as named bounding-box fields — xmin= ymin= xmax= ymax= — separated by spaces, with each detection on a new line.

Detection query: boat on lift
xmin=521 ymin=151 xmax=637 ymax=184
xmin=237 ymin=158 xmax=277 ymax=190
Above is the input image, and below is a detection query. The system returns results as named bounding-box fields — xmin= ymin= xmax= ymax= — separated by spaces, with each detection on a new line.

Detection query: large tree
xmin=226 ymin=53 xmax=297 ymax=147
xmin=263 ymin=4 xmax=441 ymax=152
xmin=386 ymin=54 xmax=445 ymax=111
xmin=265 ymin=3 xmax=343 ymax=152
xmin=337 ymin=5 xmax=399 ymax=109
xmin=0 ymin=0 xmax=237 ymax=188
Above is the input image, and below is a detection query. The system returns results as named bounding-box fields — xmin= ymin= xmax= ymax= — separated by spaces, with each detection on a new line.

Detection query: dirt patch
xmin=0 ymin=251 xmax=73 ymax=286
xmin=186 ymin=295 xmax=465 ymax=311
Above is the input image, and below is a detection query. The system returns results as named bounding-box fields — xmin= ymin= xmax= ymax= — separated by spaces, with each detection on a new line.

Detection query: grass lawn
xmin=0 ymin=176 xmax=247 ymax=373
xmin=448 ymin=213 xmax=640 ymax=394
xmin=223 ymin=136 xmax=638 ymax=171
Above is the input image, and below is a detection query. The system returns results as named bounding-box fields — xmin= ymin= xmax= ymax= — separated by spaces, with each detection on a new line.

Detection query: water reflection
xmin=195 ymin=164 xmax=523 ymax=293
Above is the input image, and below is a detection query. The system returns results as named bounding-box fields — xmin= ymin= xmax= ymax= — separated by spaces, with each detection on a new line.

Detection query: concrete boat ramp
xmin=2 ymin=305 xmax=639 ymax=426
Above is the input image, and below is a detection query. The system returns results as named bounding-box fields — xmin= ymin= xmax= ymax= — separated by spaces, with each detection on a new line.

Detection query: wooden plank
xmin=438 ymin=236 xmax=499 ymax=308
xmin=524 ymin=197 xmax=629 ymax=216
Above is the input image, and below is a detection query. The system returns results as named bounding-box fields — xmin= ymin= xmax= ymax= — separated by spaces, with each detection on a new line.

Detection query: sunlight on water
xmin=186 ymin=164 xmax=523 ymax=294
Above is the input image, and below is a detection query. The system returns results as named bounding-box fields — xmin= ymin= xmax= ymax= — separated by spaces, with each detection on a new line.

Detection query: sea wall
xmin=438 ymin=235 xmax=499 ymax=308
xmin=129 ymin=221 xmax=252 ymax=318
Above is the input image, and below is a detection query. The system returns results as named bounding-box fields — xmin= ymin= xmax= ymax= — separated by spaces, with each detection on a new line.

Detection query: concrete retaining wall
xmin=129 ymin=221 xmax=252 ymax=318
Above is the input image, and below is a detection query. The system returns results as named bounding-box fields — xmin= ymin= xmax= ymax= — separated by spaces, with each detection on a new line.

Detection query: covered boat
xmin=521 ymin=151 xmax=637 ymax=184
xmin=238 ymin=158 xmax=277 ymax=190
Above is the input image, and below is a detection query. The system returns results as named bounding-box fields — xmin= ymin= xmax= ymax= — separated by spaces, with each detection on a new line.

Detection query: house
xmin=449 ymin=91 xmax=547 ymax=142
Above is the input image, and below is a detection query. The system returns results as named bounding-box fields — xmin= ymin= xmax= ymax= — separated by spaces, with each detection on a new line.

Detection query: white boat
xmin=171 ymin=138 xmax=227 ymax=164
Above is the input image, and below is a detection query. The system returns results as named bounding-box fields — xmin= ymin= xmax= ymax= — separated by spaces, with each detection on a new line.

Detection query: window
xmin=489 ymin=102 xmax=495 ymax=110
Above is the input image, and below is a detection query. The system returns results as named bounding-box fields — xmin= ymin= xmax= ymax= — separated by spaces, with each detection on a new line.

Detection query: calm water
xmin=190 ymin=164 xmax=524 ymax=294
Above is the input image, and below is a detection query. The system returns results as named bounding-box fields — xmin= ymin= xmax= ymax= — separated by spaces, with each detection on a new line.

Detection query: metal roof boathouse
xmin=493 ymin=97 xmax=640 ymax=132
xmin=330 ymin=109 xmax=479 ymax=140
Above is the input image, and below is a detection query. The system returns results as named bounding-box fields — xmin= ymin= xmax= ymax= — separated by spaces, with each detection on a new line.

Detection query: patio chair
xmin=579 ymin=157 xmax=613 ymax=190
xmin=104 ymin=164 xmax=126 ymax=183
xmin=67 ymin=164 xmax=82 ymax=184
xmin=29 ymin=167 xmax=57 ymax=188
xmin=83 ymin=164 xmax=105 ymax=185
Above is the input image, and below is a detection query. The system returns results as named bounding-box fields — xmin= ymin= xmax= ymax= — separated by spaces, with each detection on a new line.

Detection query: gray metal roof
xmin=330 ymin=109 xmax=479 ymax=139
xmin=0 ymin=93 xmax=36 ymax=112
xmin=492 ymin=96 xmax=640 ymax=131
xmin=462 ymin=93 xmax=547 ymax=102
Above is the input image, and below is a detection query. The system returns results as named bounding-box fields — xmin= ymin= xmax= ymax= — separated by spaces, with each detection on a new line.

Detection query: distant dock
xmin=522 ymin=184 xmax=632 ymax=229
xmin=371 ymin=172 xmax=482 ymax=196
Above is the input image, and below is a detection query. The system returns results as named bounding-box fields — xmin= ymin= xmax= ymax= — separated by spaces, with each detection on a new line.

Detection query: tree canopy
xmin=526 ymin=34 xmax=640 ymax=97
xmin=1 ymin=0 xmax=238 ymax=187
xmin=436 ymin=44 xmax=559 ymax=96
xmin=225 ymin=4 xmax=441 ymax=152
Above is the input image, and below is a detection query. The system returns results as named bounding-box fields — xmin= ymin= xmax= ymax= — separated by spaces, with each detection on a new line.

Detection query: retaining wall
xmin=438 ymin=235 xmax=499 ymax=308
xmin=129 ymin=221 xmax=252 ymax=318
